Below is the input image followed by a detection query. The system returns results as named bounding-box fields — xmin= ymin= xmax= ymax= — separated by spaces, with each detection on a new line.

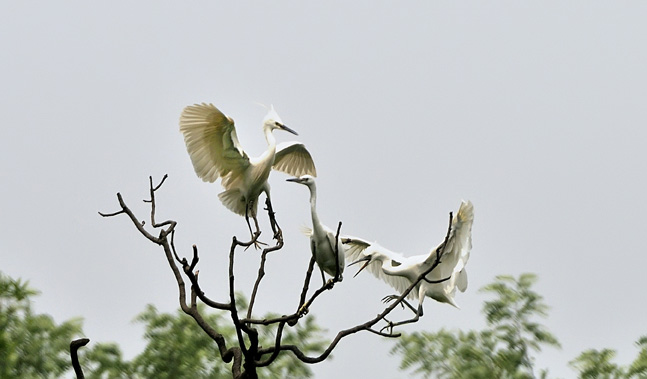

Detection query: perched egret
xmin=179 ymin=103 xmax=317 ymax=244
xmin=287 ymin=175 xmax=345 ymax=284
xmin=345 ymin=200 xmax=473 ymax=327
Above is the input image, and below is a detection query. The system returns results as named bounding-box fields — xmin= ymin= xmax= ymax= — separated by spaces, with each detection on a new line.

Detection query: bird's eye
xmin=274 ymin=121 xmax=281 ymax=127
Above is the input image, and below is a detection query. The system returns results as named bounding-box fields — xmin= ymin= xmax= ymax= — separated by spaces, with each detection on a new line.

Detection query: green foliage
xmin=258 ymin=312 xmax=330 ymax=379
xmin=83 ymin=342 xmax=133 ymax=378
xmin=391 ymin=273 xmax=560 ymax=379
xmin=80 ymin=300 xmax=329 ymax=378
xmin=0 ymin=271 xmax=84 ymax=378
xmin=5 ymin=269 xmax=645 ymax=378
xmin=481 ymin=273 xmax=561 ymax=375
xmin=1 ymin=271 xmax=328 ymax=378
xmin=569 ymin=349 xmax=623 ymax=379
xmin=626 ymin=336 xmax=647 ymax=378
xmin=569 ymin=336 xmax=647 ymax=379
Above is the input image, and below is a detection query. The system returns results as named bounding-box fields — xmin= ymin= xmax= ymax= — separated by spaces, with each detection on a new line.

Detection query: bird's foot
xmin=251 ymin=239 xmax=268 ymax=251
xmin=273 ymin=228 xmax=283 ymax=242
xmin=243 ymin=231 xmax=267 ymax=251
xmin=324 ymin=278 xmax=336 ymax=290
xmin=380 ymin=317 xmax=395 ymax=334
xmin=382 ymin=294 xmax=406 ymax=310
xmin=298 ymin=302 xmax=310 ymax=317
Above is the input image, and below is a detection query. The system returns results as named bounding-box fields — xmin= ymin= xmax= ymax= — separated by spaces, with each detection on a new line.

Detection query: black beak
xmin=348 ymin=256 xmax=372 ymax=278
xmin=286 ymin=177 xmax=302 ymax=183
xmin=279 ymin=123 xmax=298 ymax=136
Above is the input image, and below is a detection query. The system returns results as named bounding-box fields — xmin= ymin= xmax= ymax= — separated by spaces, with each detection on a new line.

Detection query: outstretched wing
xmin=342 ymin=236 xmax=372 ymax=263
xmin=273 ymin=141 xmax=317 ymax=178
xmin=179 ymin=103 xmax=250 ymax=184
xmin=425 ymin=200 xmax=474 ymax=286
xmin=343 ymin=237 xmax=414 ymax=300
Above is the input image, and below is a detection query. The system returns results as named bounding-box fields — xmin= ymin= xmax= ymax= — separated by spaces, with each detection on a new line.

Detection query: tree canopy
xmin=3 ymin=270 xmax=646 ymax=378
xmin=391 ymin=273 xmax=561 ymax=378
xmin=0 ymin=271 xmax=327 ymax=378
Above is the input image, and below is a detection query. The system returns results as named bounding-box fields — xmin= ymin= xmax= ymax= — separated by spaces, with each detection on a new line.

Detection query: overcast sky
xmin=2 ymin=2 xmax=646 ymax=378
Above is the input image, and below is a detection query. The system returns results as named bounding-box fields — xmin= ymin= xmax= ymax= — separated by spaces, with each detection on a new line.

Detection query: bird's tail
xmin=218 ymin=189 xmax=250 ymax=217
xmin=456 ymin=268 xmax=468 ymax=293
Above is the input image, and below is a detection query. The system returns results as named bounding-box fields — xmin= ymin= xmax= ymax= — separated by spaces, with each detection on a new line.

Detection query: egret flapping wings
xmin=179 ymin=102 xmax=317 ymax=246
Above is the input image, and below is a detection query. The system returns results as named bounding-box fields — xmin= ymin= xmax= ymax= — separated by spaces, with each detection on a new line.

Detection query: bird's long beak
xmin=348 ymin=256 xmax=372 ymax=278
xmin=278 ymin=123 xmax=298 ymax=136
xmin=286 ymin=177 xmax=302 ymax=183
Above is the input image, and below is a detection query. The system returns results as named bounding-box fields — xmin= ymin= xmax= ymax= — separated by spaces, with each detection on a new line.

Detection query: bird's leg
xmin=332 ymin=221 xmax=343 ymax=283
xmin=379 ymin=305 xmax=423 ymax=333
xmin=264 ymin=197 xmax=282 ymax=242
xmin=243 ymin=201 xmax=266 ymax=250
xmin=382 ymin=295 xmax=418 ymax=314
xmin=299 ymin=266 xmax=336 ymax=317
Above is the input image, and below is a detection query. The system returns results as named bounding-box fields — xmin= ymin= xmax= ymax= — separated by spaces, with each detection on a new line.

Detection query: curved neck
xmin=307 ymin=184 xmax=322 ymax=232
xmin=263 ymin=125 xmax=277 ymax=149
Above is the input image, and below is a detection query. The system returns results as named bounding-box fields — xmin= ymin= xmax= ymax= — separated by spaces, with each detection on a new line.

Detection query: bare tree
xmin=92 ymin=175 xmax=452 ymax=378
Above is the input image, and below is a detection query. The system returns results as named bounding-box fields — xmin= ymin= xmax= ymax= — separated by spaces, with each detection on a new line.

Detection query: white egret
xmin=286 ymin=175 xmax=345 ymax=284
xmin=179 ymin=103 xmax=317 ymax=244
xmin=345 ymin=200 xmax=473 ymax=328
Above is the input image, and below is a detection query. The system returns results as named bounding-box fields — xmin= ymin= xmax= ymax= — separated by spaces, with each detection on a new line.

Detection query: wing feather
xmin=425 ymin=200 xmax=474 ymax=287
xmin=179 ymin=103 xmax=250 ymax=184
xmin=273 ymin=141 xmax=317 ymax=178
xmin=342 ymin=236 xmax=371 ymax=263
xmin=343 ymin=237 xmax=416 ymax=301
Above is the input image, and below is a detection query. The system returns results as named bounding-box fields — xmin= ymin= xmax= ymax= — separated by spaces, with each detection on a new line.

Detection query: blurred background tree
xmin=391 ymin=273 xmax=561 ymax=379
xmin=0 ymin=272 xmax=84 ymax=378
xmin=1 ymin=271 xmax=327 ymax=378
xmin=3 ymin=270 xmax=645 ymax=378
xmin=568 ymin=336 xmax=647 ymax=379
xmin=83 ymin=300 xmax=328 ymax=379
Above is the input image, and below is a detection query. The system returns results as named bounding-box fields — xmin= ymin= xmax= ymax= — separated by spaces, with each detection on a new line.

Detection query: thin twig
xmin=101 ymin=176 xmax=242 ymax=377
xmin=247 ymin=238 xmax=284 ymax=320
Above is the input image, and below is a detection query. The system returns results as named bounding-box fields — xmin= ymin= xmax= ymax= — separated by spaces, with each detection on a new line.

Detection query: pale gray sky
xmin=2 ymin=2 xmax=646 ymax=378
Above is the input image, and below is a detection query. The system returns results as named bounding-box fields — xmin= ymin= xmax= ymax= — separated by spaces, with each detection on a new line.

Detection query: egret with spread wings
xmin=345 ymin=200 xmax=473 ymax=329
xmin=287 ymin=175 xmax=345 ymax=285
xmin=180 ymin=103 xmax=317 ymax=245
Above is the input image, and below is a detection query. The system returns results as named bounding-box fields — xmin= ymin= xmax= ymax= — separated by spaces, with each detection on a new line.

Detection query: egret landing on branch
xmin=287 ymin=175 xmax=345 ymax=285
xmin=180 ymin=103 xmax=317 ymax=246
xmin=345 ymin=200 xmax=473 ymax=330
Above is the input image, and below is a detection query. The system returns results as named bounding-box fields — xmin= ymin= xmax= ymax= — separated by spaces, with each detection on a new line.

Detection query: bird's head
xmin=263 ymin=105 xmax=298 ymax=135
xmin=348 ymin=252 xmax=374 ymax=278
xmin=286 ymin=175 xmax=316 ymax=187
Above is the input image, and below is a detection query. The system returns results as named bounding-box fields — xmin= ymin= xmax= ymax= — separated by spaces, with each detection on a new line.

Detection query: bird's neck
xmin=307 ymin=184 xmax=323 ymax=233
xmin=263 ymin=125 xmax=277 ymax=150
xmin=256 ymin=125 xmax=277 ymax=164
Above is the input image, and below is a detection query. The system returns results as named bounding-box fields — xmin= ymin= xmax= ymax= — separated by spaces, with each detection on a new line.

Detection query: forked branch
xmin=256 ymin=212 xmax=455 ymax=364
xmin=100 ymin=176 xmax=242 ymax=376
xmin=101 ymin=175 xmax=452 ymax=377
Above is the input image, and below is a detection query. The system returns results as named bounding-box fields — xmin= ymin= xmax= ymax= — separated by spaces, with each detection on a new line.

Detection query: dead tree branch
xmin=70 ymin=338 xmax=89 ymax=379
xmin=255 ymin=212 xmax=455 ymax=364
xmin=100 ymin=175 xmax=451 ymax=377
xmin=100 ymin=176 xmax=243 ymax=376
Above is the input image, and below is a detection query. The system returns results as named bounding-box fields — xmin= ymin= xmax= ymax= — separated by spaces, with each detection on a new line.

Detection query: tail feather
xmin=456 ymin=268 xmax=468 ymax=292
xmin=218 ymin=189 xmax=251 ymax=216
xmin=300 ymin=225 xmax=313 ymax=237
